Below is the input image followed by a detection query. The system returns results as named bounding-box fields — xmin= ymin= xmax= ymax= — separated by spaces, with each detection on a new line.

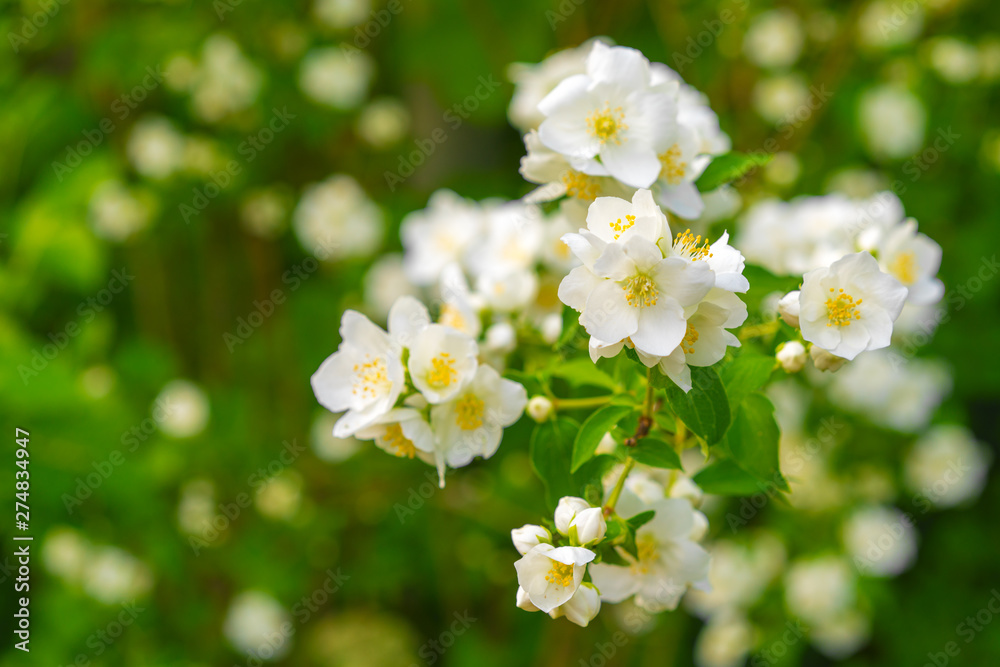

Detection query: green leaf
xmin=663 ymin=367 xmax=730 ymax=445
xmin=626 ymin=509 xmax=655 ymax=530
xmin=550 ymin=357 xmax=620 ymax=392
xmin=630 ymin=438 xmax=683 ymax=470
xmin=723 ymin=393 xmax=789 ymax=491
xmin=692 ymin=459 xmax=764 ymax=496
xmin=571 ymin=405 xmax=635 ymax=473
xmin=695 ymin=151 xmax=773 ymax=192
xmin=721 ymin=352 xmax=775 ymax=419
xmin=556 ymin=304 xmax=581 ymax=349
xmin=530 ymin=417 xmax=579 ymax=507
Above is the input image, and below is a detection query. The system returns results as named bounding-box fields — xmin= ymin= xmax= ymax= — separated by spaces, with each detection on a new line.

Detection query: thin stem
xmin=604 ymin=457 xmax=635 ymax=516
xmin=644 ymin=368 xmax=655 ymax=417
xmin=552 ymin=395 xmax=615 ymax=410
xmin=605 ymin=369 xmax=657 ymax=515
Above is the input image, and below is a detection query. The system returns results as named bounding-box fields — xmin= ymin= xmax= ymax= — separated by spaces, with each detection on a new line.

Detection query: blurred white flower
xmin=84 ymin=546 xmax=153 ymax=605
xmin=356 ymin=97 xmax=410 ymax=148
xmin=743 ymin=9 xmax=805 ymax=69
xmin=363 ymin=253 xmax=420 ymax=321
xmin=859 ymin=85 xmax=926 ymax=160
xmin=293 ymin=174 xmax=385 ymax=260
xmin=127 ymin=116 xmax=185 ymax=180
xmin=905 ymin=425 xmax=991 ymax=508
xmin=784 ymin=555 xmax=855 ymax=625
xmin=191 ymin=35 xmax=262 ymax=122
xmin=842 ymin=505 xmax=917 ymax=577
xmin=810 ymin=608 xmax=872 ymax=660
xmin=695 ymin=611 xmax=755 ymax=667
xmin=313 ymin=0 xmax=370 ymax=29
xmin=156 ymin=379 xmax=210 ymax=439
xmin=300 ymin=47 xmax=374 ymax=109
xmin=240 ymin=188 xmax=288 ymax=239
xmin=310 ymin=411 xmax=363 ymax=462
xmin=255 ymin=470 xmax=303 ymax=521
xmin=42 ymin=527 xmax=90 ymax=584
xmin=178 ymin=478 xmax=217 ymax=535
xmin=928 ymin=37 xmax=980 ymax=84
xmin=752 ymin=74 xmax=809 ymax=125
xmin=857 ymin=0 xmax=924 ymax=50
xmin=223 ymin=591 xmax=293 ymax=661
xmin=507 ymin=40 xmax=596 ymax=132
xmin=89 ymin=180 xmax=152 ymax=242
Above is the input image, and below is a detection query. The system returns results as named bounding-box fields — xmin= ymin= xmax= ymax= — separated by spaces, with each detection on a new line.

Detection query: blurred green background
xmin=1 ymin=0 xmax=998 ymax=665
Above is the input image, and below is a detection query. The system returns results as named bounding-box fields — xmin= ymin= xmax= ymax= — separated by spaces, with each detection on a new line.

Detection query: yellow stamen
xmin=610 ymin=214 xmax=636 ymax=241
xmin=658 ymin=144 xmax=687 ymax=185
xmin=426 ymin=352 xmax=457 ymax=388
xmin=545 ymin=561 xmax=575 ymax=587
xmin=674 ymin=229 xmax=713 ymax=260
xmin=587 ymin=103 xmax=628 ymax=145
xmin=454 ymin=394 xmax=485 ymax=431
xmin=561 ymin=170 xmax=601 ymax=201
xmin=889 ymin=251 xmax=918 ymax=285
xmin=623 ymin=274 xmax=659 ymax=308
xmin=682 ymin=322 xmax=699 ymax=355
xmin=631 ymin=534 xmax=660 ymax=575
xmin=351 ymin=356 xmax=390 ymax=399
xmin=825 ymin=288 xmax=862 ymax=327
xmin=382 ymin=423 xmax=416 ymax=459
xmin=439 ymin=304 xmax=467 ymax=333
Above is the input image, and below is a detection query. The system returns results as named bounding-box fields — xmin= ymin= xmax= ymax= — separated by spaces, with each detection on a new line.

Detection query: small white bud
xmin=690 ymin=510 xmax=709 ymax=542
xmin=511 ymin=524 xmax=551 ymax=555
xmin=559 ymin=583 xmax=601 ymax=627
xmin=554 ymin=496 xmax=591 ymax=535
xmin=516 ymin=586 xmax=540 ymax=612
xmin=540 ymin=313 xmax=563 ymax=344
xmin=526 ymin=395 xmax=554 ymax=423
xmin=484 ymin=321 xmax=516 ymax=353
xmin=569 ymin=507 xmax=607 ymax=546
xmin=776 ymin=341 xmax=807 ymax=373
xmin=669 ymin=477 xmax=704 ymax=508
xmin=810 ymin=345 xmax=848 ymax=372
xmin=778 ymin=290 xmax=801 ymax=328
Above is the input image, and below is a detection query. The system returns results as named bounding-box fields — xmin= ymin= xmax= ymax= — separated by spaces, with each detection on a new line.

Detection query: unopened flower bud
xmin=669 ymin=477 xmax=704 ymax=508
xmin=810 ymin=345 xmax=848 ymax=372
xmin=526 ymin=395 xmax=554 ymax=423
xmin=554 ymin=496 xmax=591 ymax=535
xmin=511 ymin=524 xmax=551 ymax=555
xmin=778 ymin=290 xmax=801 ymax=328
xmin=485 ymin=321 xmax=516 ymax=353
xmin=569 ymin=507 xmax=607 ymax=546
xmin=776 ymin=341 xmax=807 ymax=373
xmin=559 ymin=583 xmax=601 ymax=627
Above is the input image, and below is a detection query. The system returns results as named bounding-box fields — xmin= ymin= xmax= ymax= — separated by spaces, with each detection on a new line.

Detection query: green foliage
xmin=663 ymin=367 xmax=730 ymax=445
xmin=695 ymin=151 xmax=773 ymax=192
xmin=721 ymin=392 xmax=789 ymax=491
xmin=571 ymin=404 xmax=635 ymax=472
xmin=530 ymin=417 xmax=579 ymax=507
xmin=630 ymin=437 xmax=683 ymax=470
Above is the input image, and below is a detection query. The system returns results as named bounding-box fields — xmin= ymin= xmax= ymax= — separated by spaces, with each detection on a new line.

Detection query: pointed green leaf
xmin=530 ymin=417 xmax=579 ymax=507
xmin=630 ymin=438 xmax=683 ymax=470
xmin=663 ymin=367 xmax=730 ymax=445
xmin=571 ymin=405 xmax=635 ymax=472
xmin=695 ymin=151 xmax=773 ymax=192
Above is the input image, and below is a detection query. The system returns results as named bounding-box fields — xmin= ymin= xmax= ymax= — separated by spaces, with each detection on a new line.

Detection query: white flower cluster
xmin=559 ymin=189 xmax=748 ymax=391
xmin=739 ymin=191 xmax=943 ymax=367
xmin=512 ymin=468 xmax=711 ymax=628
xmin=515 ymin=41 xmax=730 ymax=221
xmin=310 ymin=296 xmax=527 ymax=486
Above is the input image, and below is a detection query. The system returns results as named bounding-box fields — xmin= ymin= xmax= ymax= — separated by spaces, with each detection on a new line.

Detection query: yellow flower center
xmin=674 ymin=229 xmax=713 ymax=260
xmin=889 ymin=251 xmax=918 ymax=285
xmin=631 ymin=534 xmax=660 ymax=575
xmin=545 ymin=560 xmax=575 ymax=587
xmin=623 ymin=274 xmax=659 ymax=308
xmin=587 ymin=103 xmax=628 ymax=145
xmin=352 ymin=356 xmax=391 ymax=400
xmin=610 ymin=214 xmax=636 ymax=241
xmin=682 ymin=322 xmax=699 ymax=355
xmin=825 ymin=288 xmax=862 ymax=327
xmin=454 ymin=394 xmax=485 ymax=431
xmin=427 ymin=352 xmax=457 ymax=388
xmin=561 ymin=170 xmax=601 ymax=201
xmin=659 ymin=144 xmax=688 ymax=185
xmin=382 ymin=423 xmax=416 ymax=459
xmin=439 ymin=304 xmax=468 ymax=333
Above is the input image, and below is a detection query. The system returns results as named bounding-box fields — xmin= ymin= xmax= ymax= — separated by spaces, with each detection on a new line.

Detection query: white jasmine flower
xmin=191 ymin=35 xmax=262 ymax=123
xmin=877 ymin=219 xmax=944 ymax=305
xmin=512 ymin=524 xmax=552 ymax=555
xmin=514 ymin=543 xmax=596 ymax=613
xmin=476 ymin=270 xmax=539 ymax=313
xmin=686 ymin=535 xmax=785 ymax=618
xmin=695 ymin=611 xmax=755 ymax=667
xmin=428 ymin=365 xmax=527 ymax=486
xmin=507 ymin=41 xmax=593 ymax=132
xmin=798 ymin=251 xmax=907 ymax=360
xmin=589 ymin=498 xmax=711 ymax=612
xmin=83 ymin=547 xmax=153 ymax=605
xmin=784 ymin=555 xmax=855 ymax=625
xmin=537 ymin=42 xmax=679 ymax=188
xmin=857 ymin=0 xmax=924 ymax=50
xmin=363 ymin=254 xmax=421 ymax=322
xmin=311 ymin=310 xmax=404 ymax=437
xmin=652 ymin=123 xmax=711 ymax=219
xmin=223 ymin=591 xmax=292 ymax=661
xmin=42 ymin=528 xmax=90 ymax=584
xmin=904 ymin=425 xmax=991 ymax=508
xmin=777 ymin=341 xmax=807 ymax=373
xmin=665 ymin=229 xmax=749 ymax=293
xmin=554 ymin=496 xmax=593 ymax=535
xmin=809 ymin=345 xmax=847 ymax=372
xmin=752 ymin=74 xmax=809 ymax=125
xmin=519 ymin=129 xmax=633 ymax=204
xmin=859 ymin=85 xmax=926 ymax=160
xmin=811 ymin=609 xmax=872 ymax=660
xmin=355 ymin=408 xmax=435 ymax=461
xmin=655 ymin=293 xmax=746 ymax=391
xmin=299 ymin=47 xmax=374 ymax=109
xmin=401 ymin=190 xmax=485 ymax=286
xmin=778 ymin=290 xmax=801 ymax=327
xmin=408 ymin=324 xmax=479 ymax=404
xmin=294 ymin=174 xmax=384 ymax=260
xmin=437 ymin=263 xmax=482 ymax=338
